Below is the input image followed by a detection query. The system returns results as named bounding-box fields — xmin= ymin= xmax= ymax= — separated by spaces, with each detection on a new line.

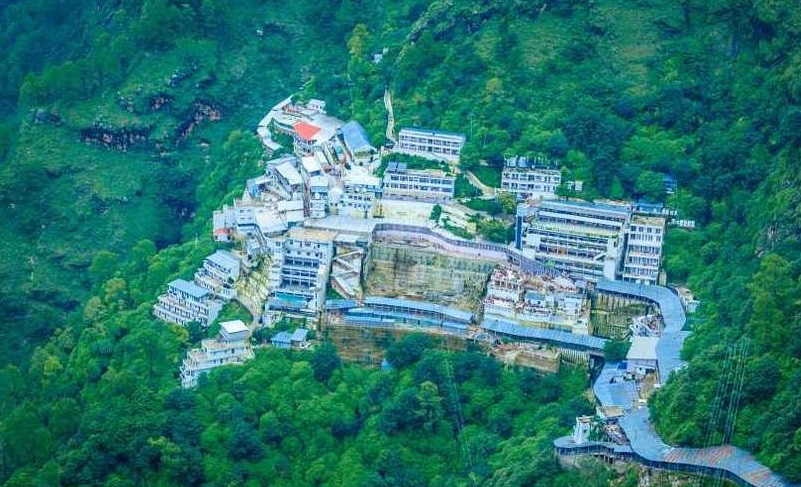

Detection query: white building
xmin=180 ymin=320 xmax=254 ymax=388
xmin=501 ymin=155 xmax=561 ymax=200
xmin=621 ymin=215 xmax=666 ymax=286
xmin=307 ymin=175 xmax=330 ymax=219
xmin=269 ymin=227 xmax=336 ymax=312
xmin=340 ymin=170 xmax=382 ymax=217
xmin=518 ymin=200 xmax=631 ymax=281
xmin=626 ymin=336 xmax=659 ymax=376
xmin=396 ymin=127 xmax=465 ymax=161
xmin=194 ymin=250 xmax=241 ymax=300
xmin=153 ymin=278 xmax=223 ymax=327
xmin=382 ymin=162 xmax=455 ymax=201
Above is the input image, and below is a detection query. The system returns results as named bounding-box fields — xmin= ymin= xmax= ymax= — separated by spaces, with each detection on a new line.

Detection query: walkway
xmin=465 ymin=170 xmax=496 ymax=197
xmin=384 ymin=88 xmax=397 ymax=145
xmin=555 ymin=280 xmax=793 ymax=487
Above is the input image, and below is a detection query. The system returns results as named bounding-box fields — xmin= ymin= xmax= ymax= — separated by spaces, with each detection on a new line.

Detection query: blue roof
xmin=595 ymin=280 xmax=687 ymax=381
xmin=567 ymin=282 xmax=792 ymax=487
xmin=291 ymin=328 xmax=308 ymax=342
xmin=481 ymin=317 xmax=607 ymax=350
xmin=271 ymin=331 xmax=292 ymax=344
xmin=539 ymin=199 xmax=631 ymax=218
xmin=363 ymin=296 xmax=473 ymax=323
xmin=341 ymin=121 xmax=374 ymax=154
xmin=325 ymin=299 xmax=358 ymax=310
xmin=169 ymin=279 xmax=210 ymax=299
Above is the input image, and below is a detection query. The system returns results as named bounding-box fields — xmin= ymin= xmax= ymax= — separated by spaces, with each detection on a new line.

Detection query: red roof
xmin=294 ymin=122 xmax=321 ymax=141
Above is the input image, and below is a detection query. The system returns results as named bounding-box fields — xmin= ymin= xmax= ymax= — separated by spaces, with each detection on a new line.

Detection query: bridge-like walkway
xmin=556 ymin=280 xmax=793 ymax=487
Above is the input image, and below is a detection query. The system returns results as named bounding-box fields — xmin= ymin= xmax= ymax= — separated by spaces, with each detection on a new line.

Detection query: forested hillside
xmin=1 ymin=0 xmax=801 ymax=484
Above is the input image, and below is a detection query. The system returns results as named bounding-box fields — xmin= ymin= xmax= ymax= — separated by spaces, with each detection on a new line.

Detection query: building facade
xmin=180 ymin=320 xmax=253 ymax=388
xmin=382 ymin=162 xmax=455 ymax=201
xmin=517 ymin=200 xmax=631 ymax=280
xmin=620 ymin=216 xmax=666 ymax=285
xmin=501 ymin=155 xmax=561 ymax=200
xmin=396 ymin=127 xmax=465 ymax=161
xmin=153 ymin=278 xmax=223 ymax=327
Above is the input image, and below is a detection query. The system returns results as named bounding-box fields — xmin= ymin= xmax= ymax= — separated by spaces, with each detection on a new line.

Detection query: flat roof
xmin=254 ymin=208 xmax=287 ymax=234
xmin=539 ymin=199 xmax=631 ymax=217
xmin=301 ymin=155 xmax=322 ymax=174
xmin=277 ymin=199 xmax=305 ymax=212
xmin=288 ymin=226 xmax=338 ymax=242
xmin=627 ymin=336 xmax=659 ymax=361
xmin=221 ymin=320 xmax=248 ymax=334
xmin=206 ymin=250 xmax=239 ymax=270
xmin=400 ymin=126 xmax=466 ymax=141
xmin=308 ymin=175 xmax=329 ymax=190
xmin=274 ymin=161 xmax=303 ymax=186
xmin=168 ymin=279 xmax=209 ymax=299
xmin=631 ymin=215 xmax=666 ymax=226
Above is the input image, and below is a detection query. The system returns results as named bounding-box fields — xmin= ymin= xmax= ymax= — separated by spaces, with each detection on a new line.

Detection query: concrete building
xmin=340 ymin=170 xmax=382 ymax=217
xmin=179 ymin=320 xmax=254 ymax=388
xmin=621 ymin=215 xmax=666 ymax=285
xmin=501 ymin=155 xmax=561 ymax=200
xmin=382 ymin=162 xmax=455 ymax=201
xmin=626 ymin=336 xmax=659 ymax=376
xmin=307 ymin=175 xmax=330 ymax=219
xmin=517 ymin=200 xmax=631 ymax=280
xmin=396 ymin=127 xmax=465 ymax=161
xmin=153 ymin=278 xmax=223 ymax=327
xmin=268 ymin=227 xmax=336 ymax=312
xmin=340 ymin=121 xmax=376 ymax=164
xmin=194 ymin=250 xmax=241 ymax=300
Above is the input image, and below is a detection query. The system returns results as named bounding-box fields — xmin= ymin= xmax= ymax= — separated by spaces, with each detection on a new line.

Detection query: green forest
xmin=1 ymin=0 xmax=801 ymax=485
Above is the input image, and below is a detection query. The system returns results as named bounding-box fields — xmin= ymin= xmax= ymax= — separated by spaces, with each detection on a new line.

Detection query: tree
xmin=386 ymin=334 xmax=433 ymax=369
xmin=604 ymin=340 xmax=631 ymax=362
xmin=429 ymin=204 xmax=443 ymax=223
xmin=311 ymin=341 xmax=341 ymax=383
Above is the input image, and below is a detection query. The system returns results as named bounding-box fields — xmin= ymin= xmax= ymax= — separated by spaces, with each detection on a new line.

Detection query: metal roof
xmin=271 ymin=331 xmax=292 ymax=344
xmin=363 ymin=296 xmax=473 ymax=323
xmin=206 ymin=250 xmax=239 ymax=270
xmin=169 ymin=279 xmax=210 ymax=299
xmin=341 ymin=121 xmax=374 ymax=154
xmin=291 ymin=328 xmax=308 ymax=342
xmin=481 ymin=317 xmax=607 ymax=350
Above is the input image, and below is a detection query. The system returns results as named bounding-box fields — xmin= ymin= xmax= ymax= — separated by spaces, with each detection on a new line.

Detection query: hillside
xmin=1 ymin=0 xmax=801 ymax=484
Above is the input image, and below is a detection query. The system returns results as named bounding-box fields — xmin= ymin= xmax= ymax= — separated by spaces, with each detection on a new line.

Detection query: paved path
xmin=465 ymin=170 xmax=496 ymax=197
xmin=555 ymin=281 xmax=792 ymax=487
xmin=384 ymin=88 xmax=397 ymax=145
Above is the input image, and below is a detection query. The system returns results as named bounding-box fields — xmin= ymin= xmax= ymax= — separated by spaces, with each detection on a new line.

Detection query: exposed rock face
xmin=80 ymin=123 xmax=150 ymax=150
xmin=365 ymin=244 xmax=495 ymax=311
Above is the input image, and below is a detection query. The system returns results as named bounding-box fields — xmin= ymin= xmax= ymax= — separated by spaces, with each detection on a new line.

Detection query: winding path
xmin=555 ymin=280 xmax=793 ymax=487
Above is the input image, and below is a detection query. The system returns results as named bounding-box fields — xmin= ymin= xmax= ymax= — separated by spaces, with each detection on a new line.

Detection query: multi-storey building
xmin=396 ymin=127 xmax=465 ymax=161
xmin=517 ymin=200 xmax=631 ymax=280
xmin=307 ymin=175 xmax=329 ymax=219
xmin=194 ymin=250 xmax=241 ymax=300
xmin=620 ymin=215 xmax=666 ymax=285
xmin=179 ymin=320 xmax=254 ymax=388
xmin=153 ymin=278 xmax=223 ymax=327
xmin=340 ymin=171 xmax=382 ymax=217
xmin=382 ymin=162 xmax=455 ymax=201
xmin=501 ymin=155 xmax=561 ymax=200
xmin=268 ymin=228 xmax=336 ymax=312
